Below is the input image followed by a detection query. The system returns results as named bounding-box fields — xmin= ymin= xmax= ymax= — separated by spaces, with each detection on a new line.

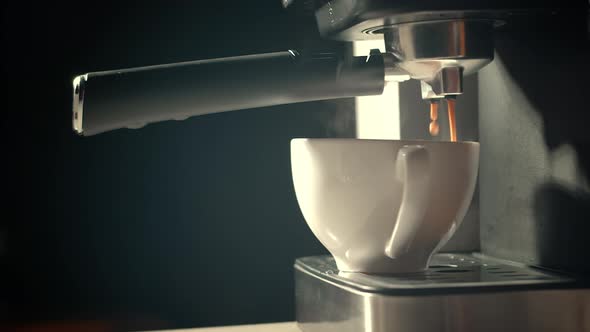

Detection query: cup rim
xmin=291 ymin=138 xmax=479 ymax=146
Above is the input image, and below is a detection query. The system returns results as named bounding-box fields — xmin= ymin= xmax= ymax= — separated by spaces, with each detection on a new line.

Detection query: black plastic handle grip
xmin=73 ymin=50 xmax=385 ymax=136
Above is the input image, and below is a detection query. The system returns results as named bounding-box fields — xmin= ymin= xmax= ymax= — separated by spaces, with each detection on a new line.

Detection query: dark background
xmin=1 ymin=1 xmax=353 ymax=330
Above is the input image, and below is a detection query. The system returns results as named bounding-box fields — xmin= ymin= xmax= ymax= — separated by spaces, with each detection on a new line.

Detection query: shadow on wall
xmin=480 ymin=11 xmax=590 ymax=274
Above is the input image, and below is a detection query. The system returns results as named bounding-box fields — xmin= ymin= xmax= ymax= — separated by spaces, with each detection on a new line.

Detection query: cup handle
xmin=385 ymin=145 xmax=430 ymax=259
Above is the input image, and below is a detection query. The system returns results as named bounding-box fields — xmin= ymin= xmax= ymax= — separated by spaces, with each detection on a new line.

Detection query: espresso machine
xmin=72 ymin=0 xmax=590 ymax=331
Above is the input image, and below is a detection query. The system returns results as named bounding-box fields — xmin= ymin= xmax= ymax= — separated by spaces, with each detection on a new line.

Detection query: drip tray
xmin=295 ymin=254 xmax=590 ymax=332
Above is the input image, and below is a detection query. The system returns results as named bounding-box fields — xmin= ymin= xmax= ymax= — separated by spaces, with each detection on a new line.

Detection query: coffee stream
xmin=429 ymin=102 xmax=439 ymax=136
xmin=428 ymin=98 xmax=457 ymax=142
xmin=446 ymin=98 xmax=457 ymax=142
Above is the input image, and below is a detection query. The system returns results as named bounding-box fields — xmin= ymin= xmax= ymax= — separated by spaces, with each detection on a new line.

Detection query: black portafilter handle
xmin=73 ymin=50 xmax=386 ymax=136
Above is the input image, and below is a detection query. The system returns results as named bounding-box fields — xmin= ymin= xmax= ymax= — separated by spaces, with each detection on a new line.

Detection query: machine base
xmin=295 ymin=254 xmax=590 ymax=332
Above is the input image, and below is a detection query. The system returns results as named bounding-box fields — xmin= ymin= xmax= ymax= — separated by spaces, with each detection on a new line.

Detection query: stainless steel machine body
xmin=295 ymin=255 xmax=590 ymax=332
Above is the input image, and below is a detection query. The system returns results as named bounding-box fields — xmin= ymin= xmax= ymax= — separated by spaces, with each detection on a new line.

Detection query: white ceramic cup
xmin=291 ymin=139 xmax=479 ymax=274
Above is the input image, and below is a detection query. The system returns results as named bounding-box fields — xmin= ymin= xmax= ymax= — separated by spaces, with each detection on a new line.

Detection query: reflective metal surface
xmin=295 ymin=254 xmax=590 ymax=332
xmin=72 ymin=74 xmax=85 ymax=134
xmin=383 ymin=20 xmax=494 ymax=99
xmin=313 ymin=1 xmax=570 ymax=41
xmin=420 ymin=66 xmax=464 ymax=99
xmin=383 ymin=20 xmax=494 ymax=78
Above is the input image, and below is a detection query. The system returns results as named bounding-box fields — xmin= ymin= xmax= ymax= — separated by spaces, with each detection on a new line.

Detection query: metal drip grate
xmin=295 ymin=254 xmax=589 ymax=332
xmin=295 ymin=253 xmax=575 ymax=294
